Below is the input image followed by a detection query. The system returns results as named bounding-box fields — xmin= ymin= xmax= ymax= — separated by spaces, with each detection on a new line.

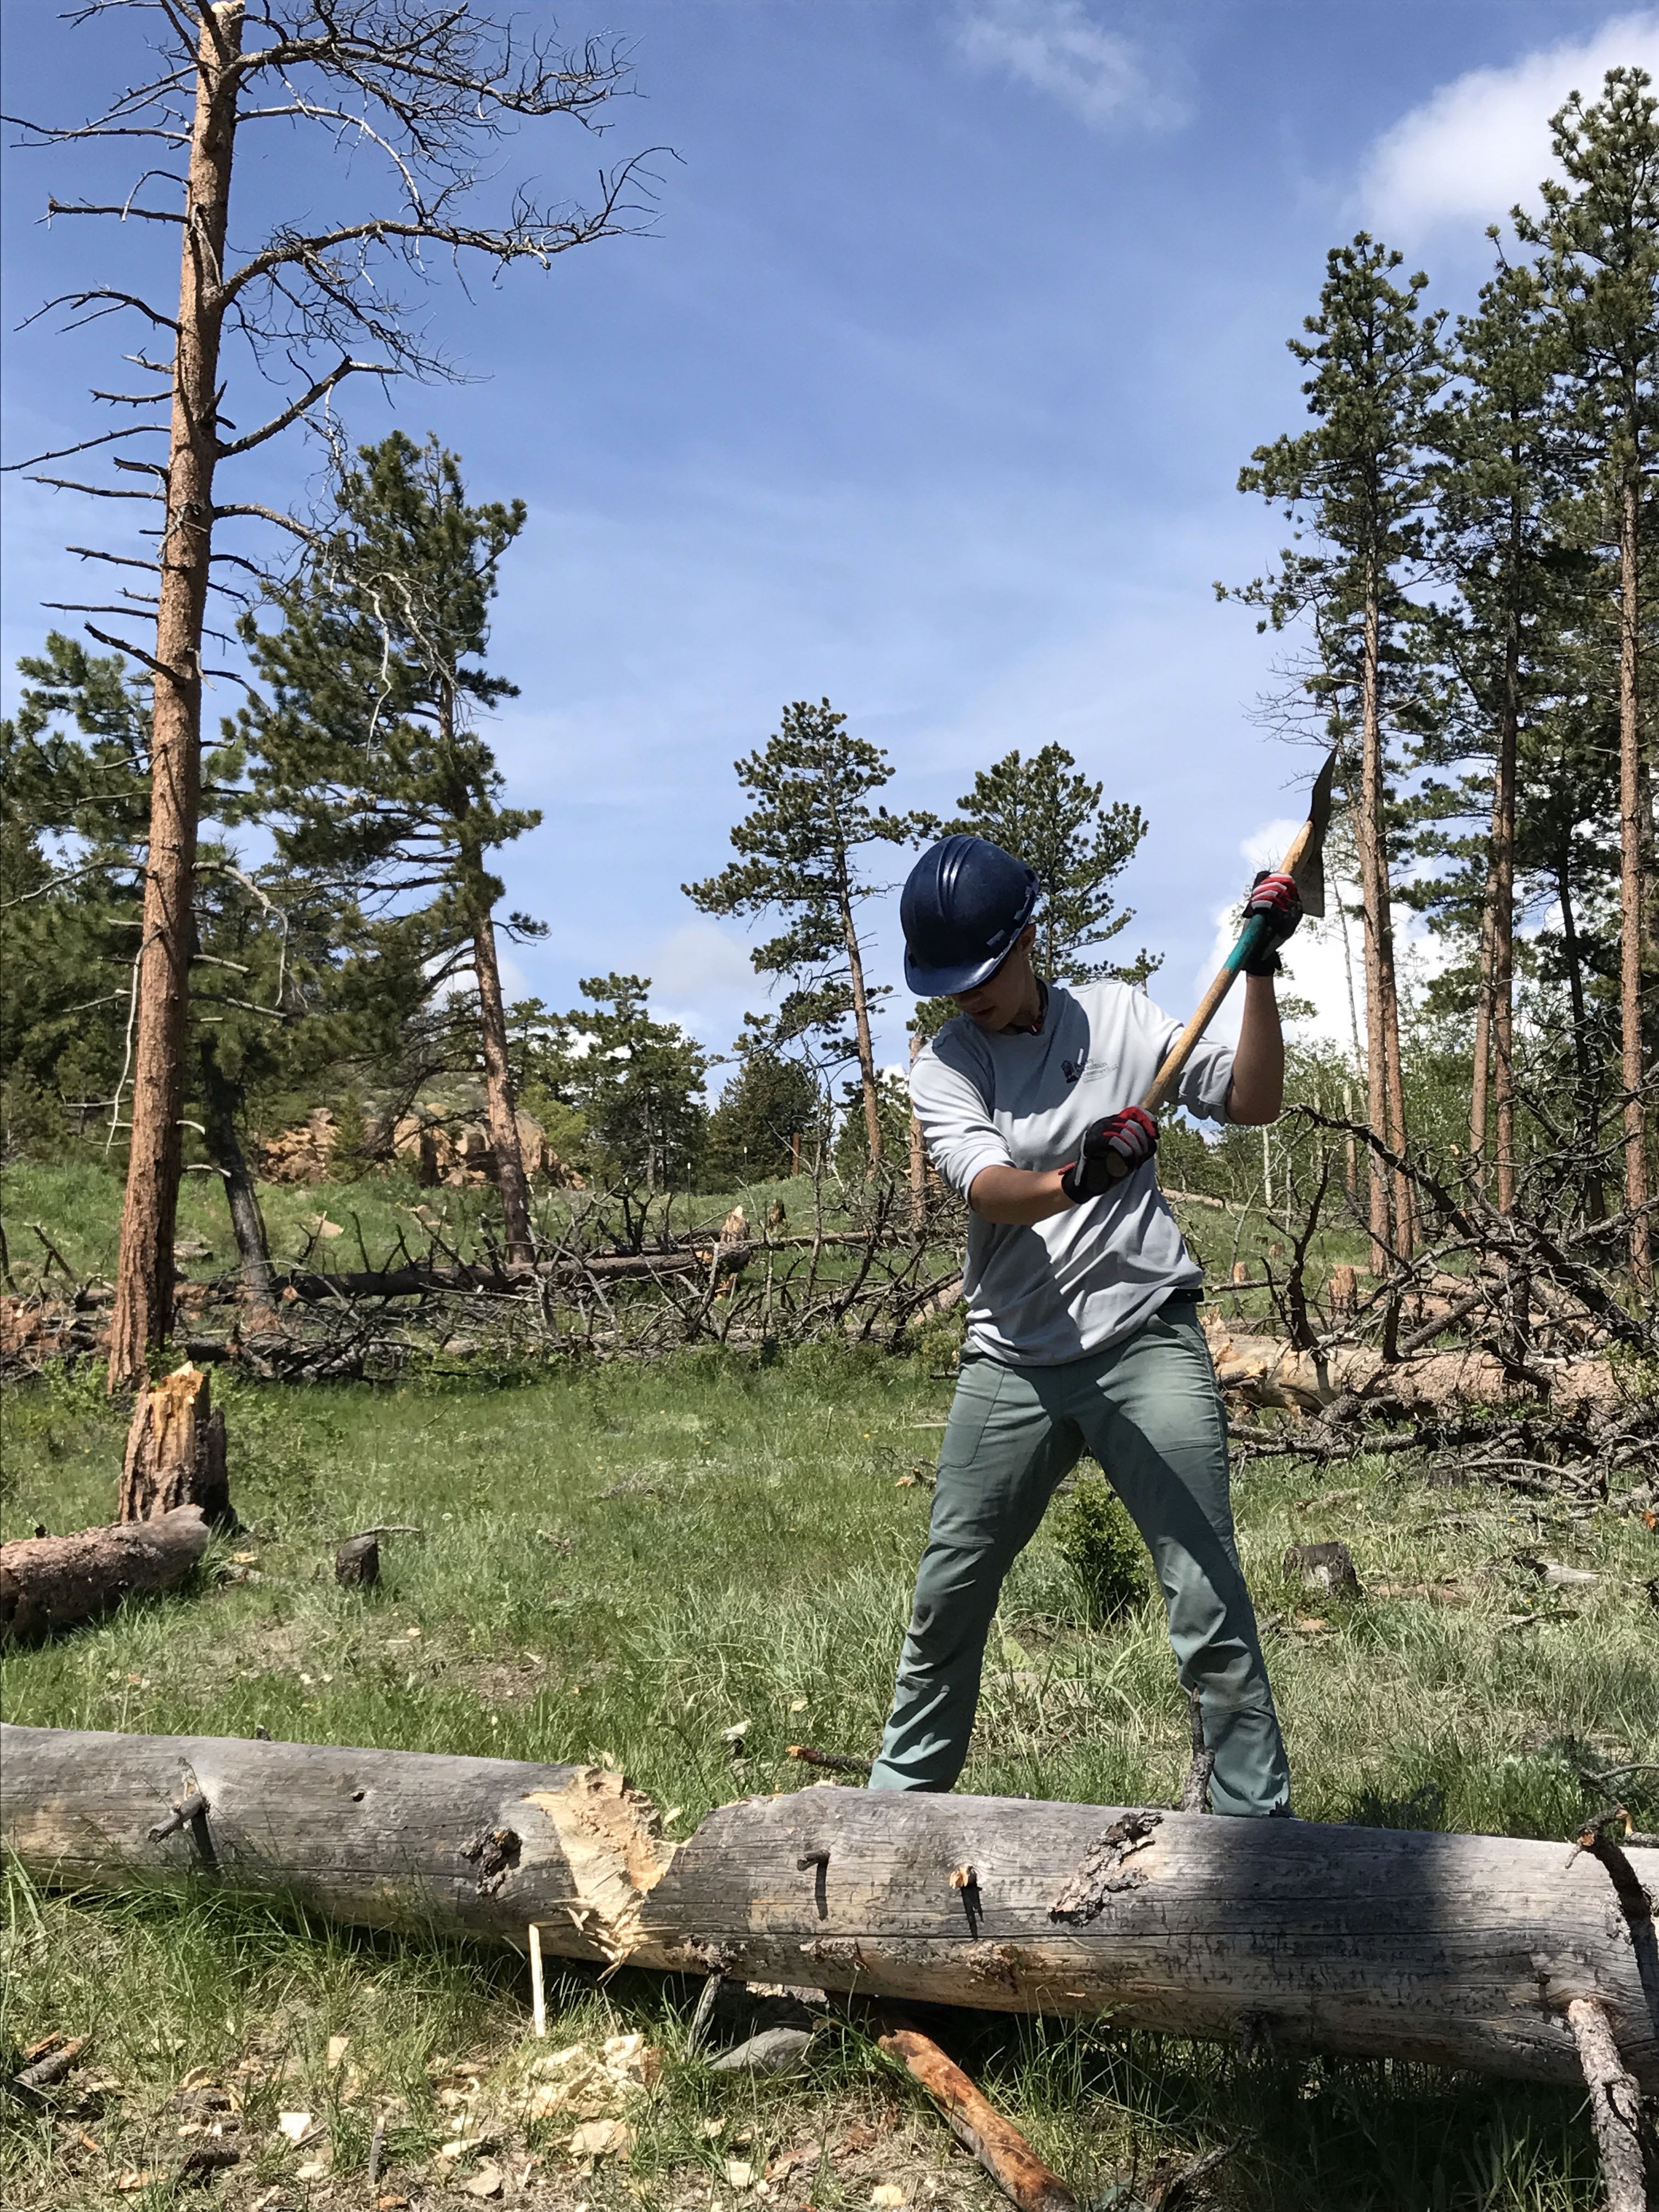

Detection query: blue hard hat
xmin=901 ymin=835 xmax=1040 ymax=995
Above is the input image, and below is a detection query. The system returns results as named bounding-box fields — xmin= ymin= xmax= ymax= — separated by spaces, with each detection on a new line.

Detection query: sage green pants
xmin=870 ymin=1299 xmax=1290 ymax=1816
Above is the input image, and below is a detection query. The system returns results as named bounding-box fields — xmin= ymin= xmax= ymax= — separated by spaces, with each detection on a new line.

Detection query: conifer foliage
xmin=944 ymin=743 xmax=1156 ymax=985
xmin=241 ymin=433 xmax=543 ymax=1262
xmin=686 ymin=701 xmax=928 ymax=1172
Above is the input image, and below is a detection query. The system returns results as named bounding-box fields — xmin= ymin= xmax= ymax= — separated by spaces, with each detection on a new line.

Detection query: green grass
xmin=2 ymin=1339 xmax=1652 ymax=2209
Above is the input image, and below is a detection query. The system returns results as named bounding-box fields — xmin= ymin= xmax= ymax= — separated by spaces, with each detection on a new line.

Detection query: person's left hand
xmin=1242 ymin=869 xmax=1302 ymax=976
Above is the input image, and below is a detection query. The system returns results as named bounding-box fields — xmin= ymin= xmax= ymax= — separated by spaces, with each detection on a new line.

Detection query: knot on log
xmin=459 ymin=1824 xmax=521 ymax=1898
xmin=1049 ymin=1811 xmax=1162 ymax=1923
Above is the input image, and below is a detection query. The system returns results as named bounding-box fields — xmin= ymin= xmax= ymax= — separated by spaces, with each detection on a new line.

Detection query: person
xmin=870 ymin=832 xmax=1302 ymax=1816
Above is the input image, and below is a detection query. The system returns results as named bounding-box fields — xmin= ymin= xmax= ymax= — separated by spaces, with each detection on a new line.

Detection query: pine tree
xmin=529 ymin=978 xmax=707 ymax=1191
xmin=241 ymin=433 xmax=542 ymax=1263
xmin=1412 ymin=256 xmax=1580 ymax=1211
xmin=704 ymin=1024 xmax=822 ymax=1187
xmin=1232 ymin=235 xmax=1446 ymax=1266
xmin=1515 ymin=66 xmax=1659 ymax=1288
xmin=944 ymin=744 xmax=1156 ymax=984
xmin=685 ymin=701 xmax=926 ymax=1171
xmin=0 ymin=635 xmax=365 ymax=1314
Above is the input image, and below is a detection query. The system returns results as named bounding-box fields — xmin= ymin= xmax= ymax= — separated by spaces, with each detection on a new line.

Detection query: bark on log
xmin=3 ymin=1726 xmax=1656 ymax=2090
xmin=119 ymin=1363 xmax=232 ymax=1526
xmin=0 ymin=1512 xmax=210 ymax=1643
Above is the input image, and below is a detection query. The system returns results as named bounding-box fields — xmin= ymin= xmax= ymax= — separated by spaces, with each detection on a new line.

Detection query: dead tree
xmin=4 ymin=1 xmax=651 ymax=1387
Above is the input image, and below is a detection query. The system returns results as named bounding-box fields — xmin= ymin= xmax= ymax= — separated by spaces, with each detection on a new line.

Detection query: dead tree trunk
xmin=200 ymin=1048 xmax=279 ymax=1330
xmin=1356 ymin=596 xmax=1413 ymax=1264
xmin=119 ymin=1364 xmax=232 ymax=1526
xmin=841 ymin=870 xmax=884 ymax=1171
xmin=108 ymin=2 xmax=244 ymax=1391
xmin=468 ymin=893 xmax=534 ymax=1266
xmin=1489 ymin=536 xmax=1522 ymax=1220
xmin=0 ymin=1511 xmax=209 ymax=1643
xmin=3 ymin=1726 xmax=1655 ymax=2092
xmin=908 ymin=1031 xmax=927 ymax=1234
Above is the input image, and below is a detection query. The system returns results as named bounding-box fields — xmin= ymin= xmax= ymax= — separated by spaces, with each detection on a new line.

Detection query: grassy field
xmin=2 ymin=1170 xmax=1655 ymax=2210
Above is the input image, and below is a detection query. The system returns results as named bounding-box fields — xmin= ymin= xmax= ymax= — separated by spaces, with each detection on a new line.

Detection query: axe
xmin=1108 ymin=748 xmax=1335 ymax=1171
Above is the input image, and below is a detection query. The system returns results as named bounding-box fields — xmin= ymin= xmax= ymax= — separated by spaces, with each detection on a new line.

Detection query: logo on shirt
xmin=1062 ymin=1058 xmax=1086 ymax=1086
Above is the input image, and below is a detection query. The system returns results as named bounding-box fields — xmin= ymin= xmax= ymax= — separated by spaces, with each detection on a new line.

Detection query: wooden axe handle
xmin=1099 ymin=811 xmax=1320 ymax=1180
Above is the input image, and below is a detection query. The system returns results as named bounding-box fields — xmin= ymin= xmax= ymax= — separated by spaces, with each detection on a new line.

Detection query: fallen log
xmin=1203 ymin=1319 xmax=1623 ymax=1422
xmin=279 ymin=1244 xmax=757 ymax=1301
xmin=0 ymin=1511 xmax=210 ymax=1643
xmin=3 ymin=1725 xmax=1655 ymax=2092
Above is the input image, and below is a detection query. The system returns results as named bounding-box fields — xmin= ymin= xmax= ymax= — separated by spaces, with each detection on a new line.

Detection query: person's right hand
xmin=1060 ymin=1105 xmax=1158 ymax=1201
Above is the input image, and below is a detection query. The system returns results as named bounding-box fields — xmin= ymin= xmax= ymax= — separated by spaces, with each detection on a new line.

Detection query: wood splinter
xmin=1565 ymin=1996 xmax=1648 ymax=2212
xmin=870 ymin=2004 xmax=1079 ymax=2212
xmin=787 ymin=1743 xmax=872 ymax=1775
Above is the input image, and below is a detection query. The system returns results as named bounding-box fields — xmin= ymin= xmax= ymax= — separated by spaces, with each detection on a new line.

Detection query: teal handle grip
xmin=1224 ymin=913 xmax=1270 ymax=977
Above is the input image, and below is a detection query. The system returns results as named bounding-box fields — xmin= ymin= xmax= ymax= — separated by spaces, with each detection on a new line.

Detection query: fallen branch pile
xmin=3 ymin=1724 xmax=1655 ymax=2097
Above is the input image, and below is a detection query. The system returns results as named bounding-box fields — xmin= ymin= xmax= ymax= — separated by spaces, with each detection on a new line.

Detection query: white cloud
xmin=954 ymin=0 xmax=1186 ymax=133
xmin=1359 ymin=14 xmax=1659 ymax=240
xmin=645 ymin=919 xmax=759 ymax=1049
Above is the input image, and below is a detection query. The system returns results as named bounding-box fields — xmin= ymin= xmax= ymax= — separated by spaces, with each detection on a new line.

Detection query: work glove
xmin=1241 ymin=869 xmax=1302 ymax=977
xmin=1060 ymin=1105 xmax=1159 ymax=1201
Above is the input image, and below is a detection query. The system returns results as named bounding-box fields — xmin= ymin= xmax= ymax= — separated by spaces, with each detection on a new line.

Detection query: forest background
xmin=2 ymin=2 xmax=1656 ymax=1355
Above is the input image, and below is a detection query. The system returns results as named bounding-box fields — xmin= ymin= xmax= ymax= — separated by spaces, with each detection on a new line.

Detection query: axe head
xmin=1286 ymin=748 xmax=1336 ymax=921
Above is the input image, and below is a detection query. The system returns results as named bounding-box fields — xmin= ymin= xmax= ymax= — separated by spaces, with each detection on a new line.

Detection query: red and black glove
xmin=1242 ymin=869 xmax=1302 ymax=977
xmin=1061 ymin=1105 xmax=1158 ymax=1201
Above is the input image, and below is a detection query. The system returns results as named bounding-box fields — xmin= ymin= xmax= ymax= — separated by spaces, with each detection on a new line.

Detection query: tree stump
xmin=1329 ymin=1263 xmax=1359 ymax=1312
xmin=335 ymin=1533 xmax=380 ymax=1587
xmin=119 ymin=1364 xmax=233 ymax=1527
xmin=1283 ymin=1540 xmax=1362 ymax=1599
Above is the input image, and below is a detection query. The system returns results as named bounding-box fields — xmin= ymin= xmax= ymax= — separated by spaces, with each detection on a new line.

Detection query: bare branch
xmin=218 ymin=163 xmax=656 ymax=306
xmin=46 ymin=198 xmax=184 ymax=224
xmin=212 ymin=501 xmax=319 ymax=543
xmin=26 ymin=475 xmax=164 ymax=501
xmin=15 ymin=287 xmax=180 ymax=335
xmin=3 ymin=424 xmax=168 ymax=473
xmin=82 ymin=623 xmax=187 ymax=680
xmin=66 ymin=544 xmax=159 ymax=571
xmin=216 ymin=354 xmax=398 ymax=456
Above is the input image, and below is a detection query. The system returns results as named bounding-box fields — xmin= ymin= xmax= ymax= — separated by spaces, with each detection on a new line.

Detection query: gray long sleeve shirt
xmin=911 ymin=979 xmax=1234 ymax=1367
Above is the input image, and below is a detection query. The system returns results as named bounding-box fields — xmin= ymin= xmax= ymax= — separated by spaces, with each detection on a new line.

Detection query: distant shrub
xmin=1053 ymin=1472 xmax=1147 ymax=1626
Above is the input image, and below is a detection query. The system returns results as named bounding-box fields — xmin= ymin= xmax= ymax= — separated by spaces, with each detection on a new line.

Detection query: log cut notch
xmin=1 ymin=1724 xmax=1655 ymax=2095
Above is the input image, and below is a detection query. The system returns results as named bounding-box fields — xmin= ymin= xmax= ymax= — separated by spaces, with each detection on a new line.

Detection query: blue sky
xmin=5 ymin=1 xmax=1657 ymax=1085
